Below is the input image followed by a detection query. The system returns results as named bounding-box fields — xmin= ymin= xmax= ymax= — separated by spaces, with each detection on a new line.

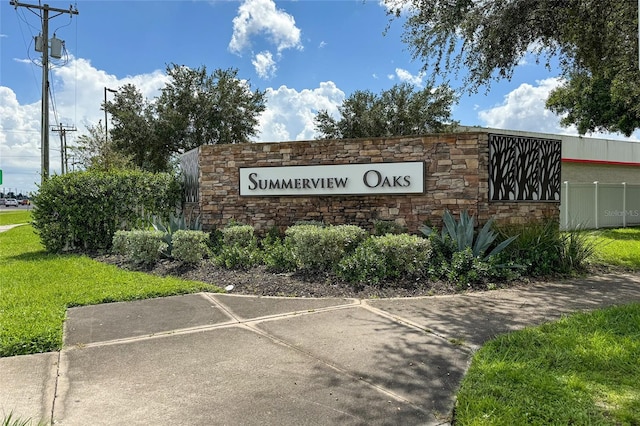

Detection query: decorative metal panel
xmin=180 ymin=148 xmax=200 ymax=203
xmin=489 ymin=134 xmax=561 ymax=201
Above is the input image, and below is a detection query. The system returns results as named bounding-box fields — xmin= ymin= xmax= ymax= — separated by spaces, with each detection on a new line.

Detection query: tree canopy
xmin=386 ymin=0 xmax=640 ymax=135
xmin=72 ymin=121 xmax=134 ymax=171
xmin=314 ymin=83 xmax=458 ymax=139
xmin=105 ymin=64 xmax=266 ymax=172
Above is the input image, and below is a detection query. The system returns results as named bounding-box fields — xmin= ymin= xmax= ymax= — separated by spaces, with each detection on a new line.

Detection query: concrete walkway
xmin=1 ymin=273 xmax=640 ymax=425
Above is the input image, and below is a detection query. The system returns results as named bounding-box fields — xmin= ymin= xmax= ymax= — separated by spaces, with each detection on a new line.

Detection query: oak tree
xmin=386 ymin=0 xmax=640 ymax=135
xmin=314 ymin=83 xmax=457 ymax=139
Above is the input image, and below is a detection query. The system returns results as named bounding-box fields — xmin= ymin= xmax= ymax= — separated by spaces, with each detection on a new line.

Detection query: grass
xmin=454 ymin=303 xmax=640 ymax=425
xmin=589 ymin=227 xmax=640 ymax=269
xmin=455 ymin=225 xmax=640 ymax=424
xmin=0 ymin=224 xmax=221 ymax=357
xmin=0 ymin=210 xmax=32 ymax=226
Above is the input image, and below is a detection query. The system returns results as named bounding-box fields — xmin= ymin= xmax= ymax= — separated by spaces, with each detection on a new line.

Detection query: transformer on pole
xmin=10 ymin=1 xmax=79 ymax=184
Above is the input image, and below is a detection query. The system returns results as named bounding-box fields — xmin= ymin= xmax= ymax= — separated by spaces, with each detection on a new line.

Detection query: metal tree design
xmin=489 ymin=134 xmax=561 ymax=202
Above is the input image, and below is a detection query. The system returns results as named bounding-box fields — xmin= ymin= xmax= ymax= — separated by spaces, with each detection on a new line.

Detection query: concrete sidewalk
xmin=2 ymin=273 xmax=640 ymax=425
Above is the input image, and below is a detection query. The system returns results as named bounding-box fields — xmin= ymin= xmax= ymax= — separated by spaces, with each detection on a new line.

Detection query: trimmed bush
xmin=285 ymin=224 xmax=366 ymax=271
xmin=373 ymin=220 xmax=407 ymax=236
xmin=119 ymin=230 xmax=167 ymax=265
xmin=214 ymin=245 xmax=262 ymax=270
xmin=262 ymin=237 xmax=297 ymax=273
xmin=172 ymin=230 xmax=210 ymax=264
xmin=221 ymin=224 xmax=257 ymax=248
xmin=214 ymin=223 xmax=262 ymax=269
xmin=31 ymin=170 xmax=181 ymax=253
xmin=337 ymin=234 xmax=431 ymax=284
xmin=111 ymin=230 xmax=129 ymax=255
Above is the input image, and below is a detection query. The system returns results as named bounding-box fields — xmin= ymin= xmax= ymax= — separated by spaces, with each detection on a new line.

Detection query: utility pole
xmin=10 ymin=1 xmax=79 ymax=184
xmin=52 ymin=124 xmax=77 ymax=174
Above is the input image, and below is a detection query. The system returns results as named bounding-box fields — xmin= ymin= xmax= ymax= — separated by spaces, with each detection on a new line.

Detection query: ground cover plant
xmin=454 ymin=303 xmax=640 ymax=425
xmin=0 ymin=225 xmax=220 ymax=357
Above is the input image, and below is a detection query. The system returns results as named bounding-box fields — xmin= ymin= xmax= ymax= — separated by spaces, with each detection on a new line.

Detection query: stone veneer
xmin=191 ymin=132 xmax=559 ymax=234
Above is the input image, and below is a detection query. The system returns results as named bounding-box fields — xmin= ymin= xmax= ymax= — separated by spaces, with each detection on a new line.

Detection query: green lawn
xmin=0 ymin=223 xmax=220 ymax=357
xmin=455 ymin=226 xmax=640 ymax=424
xmin=590 ymin=227 xmax=640 ymax=269
xmin=455 ymin=303 xmax=640 ymax=425
xmin=0 ymin=209 xmax=31 ymax=226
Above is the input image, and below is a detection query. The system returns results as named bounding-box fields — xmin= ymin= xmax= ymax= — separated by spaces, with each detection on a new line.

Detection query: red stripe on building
xmin=562 ymin=158 xmax=640 ymax=167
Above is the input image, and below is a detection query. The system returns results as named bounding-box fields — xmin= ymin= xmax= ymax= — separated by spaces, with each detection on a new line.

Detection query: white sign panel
xmin=239 ymin=162 xmax=424 ymax=196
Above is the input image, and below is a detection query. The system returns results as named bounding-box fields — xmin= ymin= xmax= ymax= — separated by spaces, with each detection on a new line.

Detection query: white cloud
xmin=229 ymin=0 xmax=302 ymax=79
xmin=0 ymin=56 xmax=169 ymax=194
xmin=257 ymin=81 xmax=345 ymax=142
xmin=378 ymin=0 xmax=414 ymax=14
xmin=477 ymin=78 xmax=640 ymax=140
xmin=478 ymin=78 xmax=565 ymax=134
xmin=318 ymin=41 xmax=327 ymax=49
xmin=252 ymin=51 xmax=277 ymax=79
xmin=228 ymin=0 xmax=302 ymax=55
xmin=393 ymin=68 xmax=425 ymax=87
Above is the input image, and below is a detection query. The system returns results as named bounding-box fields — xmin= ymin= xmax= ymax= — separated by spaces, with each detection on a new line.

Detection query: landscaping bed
xmin=94 ymin=253 xmax=547 ymax=299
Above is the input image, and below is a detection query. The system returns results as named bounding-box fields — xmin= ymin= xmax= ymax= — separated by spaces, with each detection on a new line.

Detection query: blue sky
xmin=1 ymin=0 xmax=637 ymax=195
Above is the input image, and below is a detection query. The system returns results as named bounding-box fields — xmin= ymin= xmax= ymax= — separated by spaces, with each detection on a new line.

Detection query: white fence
xmin=560 ymin=182 xmax=640 ymax=230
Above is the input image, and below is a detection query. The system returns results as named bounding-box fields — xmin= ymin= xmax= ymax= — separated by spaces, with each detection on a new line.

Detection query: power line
xmin=9 ymin=1 xmax=79 ymax=185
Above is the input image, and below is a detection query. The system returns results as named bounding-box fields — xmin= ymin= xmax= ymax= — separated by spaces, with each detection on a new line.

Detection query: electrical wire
xmin=12 ymin=6 xmax=41 ymax=90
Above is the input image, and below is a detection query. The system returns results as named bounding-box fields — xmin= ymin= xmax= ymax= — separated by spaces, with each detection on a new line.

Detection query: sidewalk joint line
xmin=238 ymin=320 xmax=433 ymax=417
xmin=360 ymin=301 xmax=476 ymax=353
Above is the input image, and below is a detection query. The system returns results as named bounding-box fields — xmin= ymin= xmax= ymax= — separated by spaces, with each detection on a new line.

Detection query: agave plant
xmin=421 ymin=210 xmax=517 ymax=260
xmin=150 ymin=211 xmax=202 ymax=255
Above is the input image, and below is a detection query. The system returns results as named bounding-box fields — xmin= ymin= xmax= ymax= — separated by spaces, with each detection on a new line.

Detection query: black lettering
xmin=403 ymin=176 xmax=411 ymax=187
xmin=381 ymin=176 xmax=392 ymax=187
xmin=258 ymin=180 xmax=268 ymax=190
xmin=335 ymin=177 xmax=348 ymax=188
xmin=311 ymin=178 xmax=321 ymax=188
xmin=282 ymin=179 xmax=293 ymax=189
xmin=248 ymin=173 xmax=258 ymax=190
xmin=327 ymin=178 xmax=334 ymax=189
xmin=269 ymin=179 xmax=280 ymax=190
xmin=363 ymin=170 xmax=381 ymax=188
xmin=393 ymin=176 xmax=402 ymax=187
xmin=295 ymin=178 xmax=301 ymax=189
xmin=303 ymin=178 xmax=311 ymax=189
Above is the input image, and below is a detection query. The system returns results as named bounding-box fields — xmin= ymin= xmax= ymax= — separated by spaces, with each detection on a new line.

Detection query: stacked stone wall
xmin=196 ymin=133 xmax=559 ymax=234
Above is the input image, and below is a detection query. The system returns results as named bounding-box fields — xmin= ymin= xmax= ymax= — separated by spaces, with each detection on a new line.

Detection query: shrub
xmin=497 ymin=219 xmax=563 ymax=276
xmin=214 ymin=245 xmax=262 ymax=269
xmin=172 ymin=230 xmax=210 ymax=264
xmin=221 ymin=224 xmax=257 ymax=248
xmin=214 ymin=223 xmax=262 ymax=269
xmin=285 ymin=224 xmax=367 ymax=271
xmin=262 ymin=236 xmax=297 ymax=273
xmin=111 ymin=230 xmax=129 ymax=255
xmin=422 ymin=210 xmax=520 ymax=287
xmin=373 ymin=220 xmax=407 ymax=236
xmin=439 ymin=248 xmax=520 ymax=290
xmin=337 ymin=234 xmax=431 ymax=284
xmin=31 ymin=170 xmax=180 ymax=253
xmin=118 ymin=230 xmax=167 ymax=265
xmin=497 ymin=219 xmax=598 ymax=276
